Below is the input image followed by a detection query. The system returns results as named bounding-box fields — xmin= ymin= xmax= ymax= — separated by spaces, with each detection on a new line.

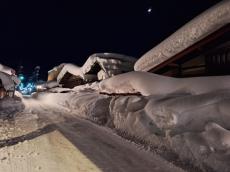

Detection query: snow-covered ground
xmin=0 ymin=93 xmax=184 ymax=172
xmin=1 ymin=72 xmax=230 ymax=172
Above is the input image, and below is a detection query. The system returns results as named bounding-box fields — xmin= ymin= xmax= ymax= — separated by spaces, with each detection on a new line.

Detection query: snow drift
xmin=2 ymin=71 xmax=230 ymax=171
xmin=41 ymin=72 xmax=230 ymax=171
xmin=99 ymin=71 xmax=230 ymax=96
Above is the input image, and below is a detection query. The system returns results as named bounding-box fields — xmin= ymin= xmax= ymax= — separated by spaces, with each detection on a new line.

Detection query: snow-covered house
xmin=47 ymin=63 xmax=65 ymax=82
xmin=135 ymin=0 xmax=230 ymax=77
xmin=0 ymin=64 xmax=20 ymax=98
xmin=81 ymin=53 xmax=136 ymax=80
xmin=56 ymin=63 xmax=96 ymax=88
xmin=48 ymin=53 xmax=136 ymax=88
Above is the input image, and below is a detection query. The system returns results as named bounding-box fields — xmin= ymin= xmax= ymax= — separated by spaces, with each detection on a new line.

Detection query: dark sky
xmin=0 ymin=0 xmax=222 ymax=79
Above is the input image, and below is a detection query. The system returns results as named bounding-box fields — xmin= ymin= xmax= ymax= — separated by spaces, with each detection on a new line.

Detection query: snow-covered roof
xmin=0 ymin=72 xmax=20 ymax=91
xmin=56 ymin=63 xmax=83 ymax=83
xmin=81 ymin=53 xmax=136 ymax=80
xmin=0 ymin=64 xmax=19 ymax=91
xmin=134 ymin=0 xmax=230 ymax=72
xmin=89 ymin=53 xmax=136 ymax=62
xmin=0 ymin=64 xmax=15 ymax=75
xmin=54 ymin=53 xmax=136 ymax=86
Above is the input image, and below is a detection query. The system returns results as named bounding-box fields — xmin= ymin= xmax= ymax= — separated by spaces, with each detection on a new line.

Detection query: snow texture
xmin=48 ymin=72 xmax=230 ymax=171
xmin=2 ymin=71 xmax=230 ymax=171
xmin=23 ymin=78 xmax=230 ymax=171
xmin=134 ymin=0 xmax=230 ymax=72
xmin=99 ymin=71 xmax=230 ymax=96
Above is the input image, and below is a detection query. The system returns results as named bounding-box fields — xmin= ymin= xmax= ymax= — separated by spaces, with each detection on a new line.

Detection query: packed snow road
xmin=0 ymin=96 xmax=184 ymax=172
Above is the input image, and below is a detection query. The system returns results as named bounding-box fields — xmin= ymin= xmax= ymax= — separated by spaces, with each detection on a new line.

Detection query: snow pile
xmin=27 ymin=87 xmax=230 ymax=171
xmin=134 ymin=0 xmax=230 ymax=72
xmin=100 ymin=71 xmax=230 ymax=96
xmin=2 ymin=70 xmax=230 ymax=171
xmin=40 ymin=72 xmax=230 ymax=171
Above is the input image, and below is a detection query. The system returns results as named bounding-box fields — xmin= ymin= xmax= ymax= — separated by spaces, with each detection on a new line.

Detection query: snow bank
xmin=3 ymin=70 xmax=230 ymax=171
xmin=108 ymin=92 xmax=230 ymax=171
xmin=100 ymin=71 xmax=230 ymax=96
xmin=30 ymin=85 xmax=230 ymax=171
xmin=135 ymin=0 xmax=230 ymax=72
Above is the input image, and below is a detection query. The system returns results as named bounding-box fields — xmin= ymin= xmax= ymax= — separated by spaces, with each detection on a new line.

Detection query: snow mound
xmin=4 ymin=70 xmax=230 ymax=171
xmin=35 ymin=85 xmax=230 ymax=171
xmin=100 ymin=71 xmax=230 ymax=96
xmin=203 ymin=122 xmax=230 ymax=151
xmin=29 ymin=85 xmax=230 ymax=171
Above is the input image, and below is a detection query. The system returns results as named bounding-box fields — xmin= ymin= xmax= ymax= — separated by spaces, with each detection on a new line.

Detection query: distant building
xmin=47 ymin=53 xmax=136 ymax=88
xmin=135 ymin=1 xmax=230 ymax=77
xmin=48 ymin=63 xmax=65 ymax=82
xmin=0 ymin=64 xmax=20 ymax=99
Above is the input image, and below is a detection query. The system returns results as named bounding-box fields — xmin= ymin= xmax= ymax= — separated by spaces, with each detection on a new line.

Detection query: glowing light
xmin=19 ymin=76 xmax=25 ymax=81
xmin=147 ymin=7 xmax=152 ymax=14
xmin=17 ymin=82 xmax=36 ymax=95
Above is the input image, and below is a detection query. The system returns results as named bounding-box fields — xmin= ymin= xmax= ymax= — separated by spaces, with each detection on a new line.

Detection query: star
xmin=147 ymin=7 xmax=152 ymax=14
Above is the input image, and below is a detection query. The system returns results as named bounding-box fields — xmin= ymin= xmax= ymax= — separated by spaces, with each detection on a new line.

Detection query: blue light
xmin=19 ymin=76 xmax=25 ymax=81
xmin=17 ymin=73 xmax=38 ymax=95
xmin=17 ymin=82 xmax=36 ymax=95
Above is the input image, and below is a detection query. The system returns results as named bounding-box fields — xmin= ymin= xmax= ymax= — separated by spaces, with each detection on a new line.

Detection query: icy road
xmin=0 ymin=96 xmax=185 ymax=172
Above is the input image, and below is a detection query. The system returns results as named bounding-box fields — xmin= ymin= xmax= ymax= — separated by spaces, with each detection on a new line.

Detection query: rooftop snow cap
xmin=0 ymin=64 xmax=16 ymax=75
xmin=134 ymin=0 xmax=230 ymax=72
xmin=48 ymin=53 xmax=137 ymax=88
xmin=0 ymin=64 xmax=20 ymax=93
xmin=0 ymin=72 xmax=19 ymax=91
xmin=81 ymin=53 xmax=136 ymax=80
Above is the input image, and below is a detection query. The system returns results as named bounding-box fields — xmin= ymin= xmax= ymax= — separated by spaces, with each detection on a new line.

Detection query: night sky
xmin=0 ymin=0 xmax=222 ymax=79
